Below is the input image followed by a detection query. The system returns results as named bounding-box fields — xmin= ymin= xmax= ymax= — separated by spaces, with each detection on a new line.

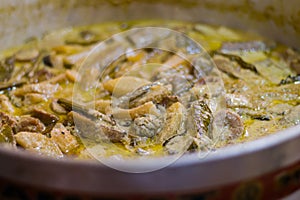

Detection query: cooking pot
xmin=0 ymin=0 xmax=299 ymax=199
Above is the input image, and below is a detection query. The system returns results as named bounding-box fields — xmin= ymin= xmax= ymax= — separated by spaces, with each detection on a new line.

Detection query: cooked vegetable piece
xmin=130 ymin=114 xmax=163 ymax=138
xmin=214 ymin=110 xmax=244 ymax=140
xmin=188 ymin=100 xmax=213 ymax=138
xmin=0 ymin=57 xmax=14 ymax=82
xmin=12 ymin=83 xmax=60 ymax=97
xmin=280 ymin=105 xmax=300 ymax=126
xmin=92 ymin=99 xmax=111 ymax=114
xmin=15 ymin=131 xmax=63 ymax=158
xmin=164 ymin=134 xmax=193 ymax=155
xmin=117 ymin=83 xmax=172 ymax=109
xmin=23 ymin=93 xmax=46 ymax=105
xmin=103 ymin=76 xmax=151 ymax=97
xmin=160 ymin=73 xmax=193 ymax=96
xmin=0 ymin=125 xmax=16 ymax=145
xmin=267 ymin=103 xmax=293 ymax=116
xmin=214 ymin=52 xmax=259 ymax=74
xmin=0 ymin=112 xmax=17 ymax=128
xmin=69 ymin=111 xmax=126 ymax=142
xmin=213 ymin=55 xmax=240 ymax=79
xmin=225 ymin=93 xmax=253 ymax=108
xmin=50 ymin=99 xmax=68 ymax=114
xmin=158 ymin=102 xmax=186 ymax=143
xmin=57 ymin=98 xmax=114 ymax=124
xmin=28 ymin=108 xmax=59 ymax=126
xmin=15 ymin=116 xmax=45 ymax=133
xmin=50 ymin=123 xmax=79 ymax=153
xmin=0 ymin=94 xmax=14 ymax=114
xmin=235 ymin=108 xmax=271 ymax=121
xmin=190 ymin=134 xmax=213 ymax=152
xmin=220 ymin=41 xmax=268 ymax=52
xmin=111 ymin=101 xmax=161 ymax=120
xmin=0 ymin=20 xmax=298 ymax=159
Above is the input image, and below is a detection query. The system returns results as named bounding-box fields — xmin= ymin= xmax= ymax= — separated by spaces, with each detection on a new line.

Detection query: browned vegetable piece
xmin=188 ymin=100 xmax=213 ymax=138
xmin=50 ymin=123 xmax=79 ymax=154
xmin=213 ymin=52 xmax=259 ymax=74
xmin=157 ymin=102 xmax=186 ymax=143
xmin=15 ymin=131 xmax=63 ymax=158
xmin=57 ymin=98 xmax=114 ymax=124
xmin=28 ymin=108 xmax=59 ymax=126
xmin=50 ymin=99 xmax=67 ymax=114
xmin=15 ymin=116 xmax=45 ymax=133
xmin=0 ymin=112 xmax=17 ymax=128
xmin=69 ymin=111 xmax=126 ymax=142
xmin=214 ymin=110 xmax=244 ymax=140
xmin=117 ymin=82 xmax=172 ymax=109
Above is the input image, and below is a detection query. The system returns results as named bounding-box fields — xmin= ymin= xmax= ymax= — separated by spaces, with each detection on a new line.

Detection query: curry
xmin=0 ymin=20 xmax=299 ymax=159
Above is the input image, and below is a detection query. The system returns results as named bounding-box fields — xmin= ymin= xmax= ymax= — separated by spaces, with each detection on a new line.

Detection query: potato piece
xmin=158 ymin=102 xmax=186 ymax=143
xmin=95 ymin=100 xmax=111 ymax=113
xmin=50 ymin=100 xmax=67 ymax=114
xmin=0 ymin=94 xmax=14 ymax=114
xmin=15 ymin=132 xmax=63 ymax=158
xmin=23 ymin=93 xmax=46 ymax=105
xmin=111 ymin=101 xmax=161 ymax=120
xmin=103 ymin=76 xmax=150 ymax=97
xmin=50 ymin=123 xmax=79 ymax=154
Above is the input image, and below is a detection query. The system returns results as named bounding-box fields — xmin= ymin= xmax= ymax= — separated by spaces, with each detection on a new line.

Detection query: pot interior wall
xmin=0 ymin=0 xmax=299 ymax=51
